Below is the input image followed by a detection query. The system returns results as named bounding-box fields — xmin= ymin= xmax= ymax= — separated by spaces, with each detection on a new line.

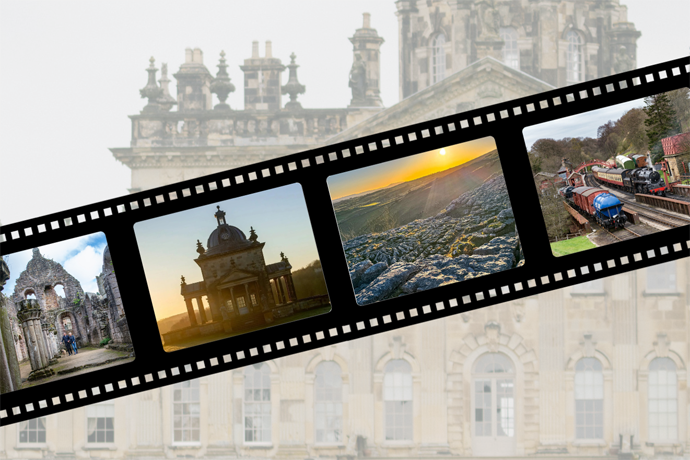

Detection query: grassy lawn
xmin=550 ymin=236 xmax=597 ymax=257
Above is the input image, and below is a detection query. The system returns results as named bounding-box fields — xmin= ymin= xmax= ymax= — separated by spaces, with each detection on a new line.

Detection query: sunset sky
xmin=134 ymin=184 xmax=321 ymax=321
xmin=327 ymin=136 xmax=497 ymax=200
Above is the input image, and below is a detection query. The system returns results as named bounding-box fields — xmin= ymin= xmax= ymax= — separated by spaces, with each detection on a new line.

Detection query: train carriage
xmin=616 ymin=155 xmax=636 ymax=169
xmin=632 ymin=154 xmax=647 ymax=167
xmin=568 ymin=186 xmax=627 ymax=229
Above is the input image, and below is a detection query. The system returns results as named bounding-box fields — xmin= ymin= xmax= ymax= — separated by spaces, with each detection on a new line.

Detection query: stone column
xmin=184 ymin=298 xmax=197 ymax=326
xmin=42 ymin=322 xmax=57 ymax=358
xmin=276 ymin=278 xmax=286 ymax=304
xmin=17 ymin=300 xmax=55 ymax=380
xmin=197 ymin=297 xmax=207 ymax=324
xmin=1 ymin=256 xmax=21 ymax=392
xmin=287 ymin=275 xmax=297 ymax=301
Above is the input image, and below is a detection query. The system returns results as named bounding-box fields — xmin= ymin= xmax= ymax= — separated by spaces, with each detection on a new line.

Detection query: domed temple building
xmin=166 ymin=206 xmax=329 ymax=348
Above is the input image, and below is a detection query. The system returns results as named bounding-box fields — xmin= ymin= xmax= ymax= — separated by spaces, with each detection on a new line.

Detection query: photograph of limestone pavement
xmin=0 ymin=232 xmax=134 ymax=396
xmin=134 ymin=183 xmax=331 ymax=352
xmin=525 ymin=88 xmax=690 ymax=257
xmin=328 ymin=136 xmax=522 ymax=306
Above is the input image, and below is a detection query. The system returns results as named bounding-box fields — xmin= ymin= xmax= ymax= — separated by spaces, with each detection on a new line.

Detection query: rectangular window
xmin=226 ymin=299 xmax=234 ymax=311
xmin=18 ymin=417 xmax=46 ymax=444
xmin=173 ymin=380 xmax=200 ymax=444
xmin=86 ymin=404 xmax=115 ymax=444
xmin=237 ymin=296 xmax=246 ymax=308
xmin=250 ymin=294 xmax=257 ymax=306
xmin=474 ymin=379 xmax=492 ymax=436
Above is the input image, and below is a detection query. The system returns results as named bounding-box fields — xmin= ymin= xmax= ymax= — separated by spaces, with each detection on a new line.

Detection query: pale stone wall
xmin=1 ymin=258 xmax=687 ymax=459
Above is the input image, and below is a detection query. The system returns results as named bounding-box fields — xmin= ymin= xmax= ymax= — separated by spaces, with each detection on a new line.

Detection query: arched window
xmin=314 ymin=361 xmax=342 ymax=442
xmin=500 ymin=27 xmax=519 ymax=70
xmin=574 ymin=358 xmax=604 ymax=439
xmin=24 ymin=290 xmax=36 ymax=300
xmin=244 ymin=363 xmax=271 ymax=443
xmin=431 ymin=34 xmax=446 ymax=84
xmin=384 ymin=359 xmax=413 ymax=441
xmin=172 ymin=379 xmax=200 ymax=444
xmin=566 ymin=30 xmax=583 ymax=84
xmin=649 ymin=357 xmax=678 ymax=441
xmin=473 ymin=353 xmax=515 ymax=438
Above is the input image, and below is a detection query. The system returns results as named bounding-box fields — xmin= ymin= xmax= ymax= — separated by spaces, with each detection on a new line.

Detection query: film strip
xmin=1 ymin=56 xmax=688 ymax=426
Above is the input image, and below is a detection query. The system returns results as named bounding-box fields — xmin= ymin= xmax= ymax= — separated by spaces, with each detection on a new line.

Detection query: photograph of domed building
xmin=135 ymin=184 xmax=330 ymax=352
xmin=0 ymin=233 xmax=134 ymax=396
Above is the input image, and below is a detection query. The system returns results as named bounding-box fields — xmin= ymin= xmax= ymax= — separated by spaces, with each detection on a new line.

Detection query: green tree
xmin=667 ymin=88 xmax=690 ymax=132
xmin=644 ymin=93 xmax=680 ymax=163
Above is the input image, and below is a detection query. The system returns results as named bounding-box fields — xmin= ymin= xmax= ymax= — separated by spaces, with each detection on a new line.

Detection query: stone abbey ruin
xmin=0 ymin=245 xmax=132 ymax=393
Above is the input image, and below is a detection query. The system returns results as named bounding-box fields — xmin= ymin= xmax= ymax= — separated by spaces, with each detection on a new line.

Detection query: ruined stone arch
xmin=22 ymin=288 xmax=37 ymax=300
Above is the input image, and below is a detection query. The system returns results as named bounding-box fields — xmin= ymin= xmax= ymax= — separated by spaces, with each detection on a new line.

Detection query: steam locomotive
xmin=559 ymin=185 xmax=627 ymax=229
xmin=591 ymin=166 xmax=666 ymax=196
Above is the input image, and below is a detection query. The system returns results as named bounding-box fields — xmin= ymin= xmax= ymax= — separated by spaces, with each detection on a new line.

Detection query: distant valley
xmin=332 ymin=150 xmax=502 ymax=241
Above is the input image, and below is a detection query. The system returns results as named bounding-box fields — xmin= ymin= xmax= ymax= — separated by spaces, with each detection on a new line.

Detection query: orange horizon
xmin=328 ymin=137 xmax=497 ymax=201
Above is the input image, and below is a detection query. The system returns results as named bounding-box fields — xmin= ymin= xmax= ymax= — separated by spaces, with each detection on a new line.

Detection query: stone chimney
xmin=240 ymin=41 xmax=286 ymax=111
xmin=348 ymin=13 xmax=384 ymax=107
xmin=174 ymin=48 xmax=213 ymax=111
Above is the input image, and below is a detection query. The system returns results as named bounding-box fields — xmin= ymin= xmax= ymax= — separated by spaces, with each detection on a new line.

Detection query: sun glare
xmin=439 ymin=148 xmax=446 ymax=155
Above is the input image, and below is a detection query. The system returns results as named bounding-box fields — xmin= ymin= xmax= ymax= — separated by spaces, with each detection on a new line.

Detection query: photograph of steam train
xmin=525 ymin=89 xmax=690 ymax=257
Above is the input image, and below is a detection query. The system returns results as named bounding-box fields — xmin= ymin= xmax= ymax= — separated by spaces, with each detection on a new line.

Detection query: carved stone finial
xmin=211 ymin=50 xmax=236 ymax=110
xmin=180 ymin=275 xmax=186 ymax=285
xmin=282 ymin=52 xmax=306 ymax=110
xmin=214 ymin=206 xmax=227 ymax=226
xmin=196 ymin=239 xmax=206 ymax=255
xmin=139 ymin=57 xmax=163 ymax=113
xmin=249 ymin=226 xmax=258 ymax=242
xmin=157 ymin=62 xmax=177 ymax=111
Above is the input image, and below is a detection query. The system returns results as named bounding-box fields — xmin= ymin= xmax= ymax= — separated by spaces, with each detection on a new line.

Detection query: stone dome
xmin=206 ymin=224 xmax=250 ymax=252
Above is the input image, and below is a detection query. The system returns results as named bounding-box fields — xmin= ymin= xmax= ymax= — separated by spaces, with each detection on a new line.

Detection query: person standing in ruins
xmin=68 ymin=332 xmax=78 ymax=354
xmin=61 ymin=332 xmax=72 ymax=356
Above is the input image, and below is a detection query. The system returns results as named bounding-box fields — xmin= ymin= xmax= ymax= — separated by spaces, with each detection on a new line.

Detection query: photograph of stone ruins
xmin=329 ymin=137 xmax=522 ymax=306
xmin=0 ymin=233 xmax=134 ymax=396
xmin=135 ymin=184 xmax=331 ymax=352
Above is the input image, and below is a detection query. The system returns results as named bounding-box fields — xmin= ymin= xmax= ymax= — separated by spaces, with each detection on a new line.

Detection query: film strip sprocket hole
xmin=1 ymin=57 xmax=688 ymax=426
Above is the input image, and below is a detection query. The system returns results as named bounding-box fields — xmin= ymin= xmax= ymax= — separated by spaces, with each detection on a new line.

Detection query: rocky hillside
xmin=343 ymin=174 xmax=522 ymax=305
xmin=333 ymin=150 xmax=502 ymax=240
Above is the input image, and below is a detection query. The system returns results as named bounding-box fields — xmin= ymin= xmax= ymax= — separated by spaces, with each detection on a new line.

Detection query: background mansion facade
xmin=1 ymin=257 xmax=688 ymax=459
xmin=111 ymin=0 xmax=640 ymax=193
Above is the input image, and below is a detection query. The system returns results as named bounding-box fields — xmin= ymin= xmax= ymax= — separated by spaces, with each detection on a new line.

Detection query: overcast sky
xmin=1 ymin=0 xmax=688 ymax=225
xmin=523 ymin=98 xmax=646 ymax=151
